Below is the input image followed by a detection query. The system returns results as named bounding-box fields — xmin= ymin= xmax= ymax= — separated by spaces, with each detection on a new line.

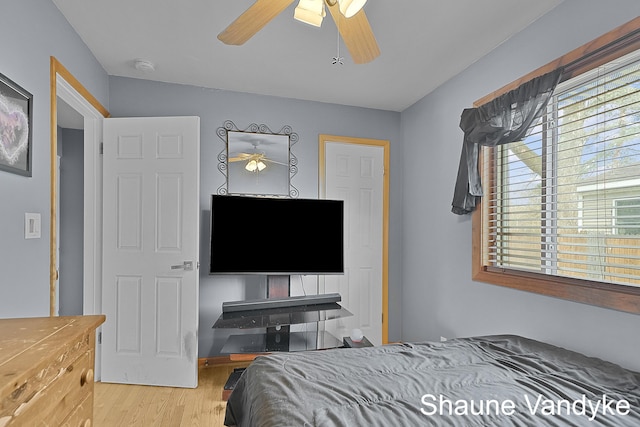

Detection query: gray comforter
xmin=225 ymin=335 xmax=640 ymax=426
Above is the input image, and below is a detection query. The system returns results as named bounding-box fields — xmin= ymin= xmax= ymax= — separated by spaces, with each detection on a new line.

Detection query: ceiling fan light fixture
xmin=245 ymin=160 xmax=258 ymax=172
xmin=245 ymin=159 xmax=267 ymax=172
xmin=294 ymin=0 xmax=325 ymax=27
xmin=338 ymin=0 xmax=367 ymax=18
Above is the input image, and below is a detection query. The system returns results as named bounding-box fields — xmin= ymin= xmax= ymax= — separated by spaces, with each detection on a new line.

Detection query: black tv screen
xmin=209 ymin=195 xmax=344 ymax=274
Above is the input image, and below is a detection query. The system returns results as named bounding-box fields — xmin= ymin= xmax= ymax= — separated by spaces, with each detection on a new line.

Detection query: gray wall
xmin=400 ymin=0 xmax=640 ymax=372
xmin=108 ymin=77 xmax=403 ymax=357
xmin=0 ymin=1 xmax=109 ymax=317
xmin=58 ymin=128 xmax=84 ymax=316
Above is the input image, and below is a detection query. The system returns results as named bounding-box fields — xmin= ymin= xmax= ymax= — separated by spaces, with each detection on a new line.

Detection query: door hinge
xmin=99 ymin=142 xmax=104 ymax=155
xmin=98 ymin=331 xmax=102 ymax=344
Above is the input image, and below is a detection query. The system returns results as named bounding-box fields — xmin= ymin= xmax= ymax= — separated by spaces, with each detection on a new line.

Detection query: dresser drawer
xmin=6 ymin=346 xmax=94 ymax=426
xmin=59 ymin=392 xmax=93 ymax=427
xmin=0 ymin=316 xmax=104 ymax=427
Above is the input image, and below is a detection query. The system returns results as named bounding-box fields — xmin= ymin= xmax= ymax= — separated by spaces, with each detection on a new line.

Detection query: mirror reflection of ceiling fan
xmin=229 ymin=152 xmax=288 ymax=173
xmin=218 ymin=0 xmax=380 ymax=64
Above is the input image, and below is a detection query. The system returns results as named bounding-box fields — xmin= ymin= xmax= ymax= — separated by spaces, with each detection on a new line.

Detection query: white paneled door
xmin=321 ymin=139 xmax=385 ymax=346
xmin=101 ymin=117 xmax=200 ymax=388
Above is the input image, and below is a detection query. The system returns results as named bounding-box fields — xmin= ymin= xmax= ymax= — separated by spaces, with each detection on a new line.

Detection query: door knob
xmin=171 ymin=261 xmax=194 ymax=271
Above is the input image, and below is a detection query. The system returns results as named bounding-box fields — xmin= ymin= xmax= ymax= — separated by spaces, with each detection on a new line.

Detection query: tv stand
xmin=213 ymin=296 xmax=351 ymax=353
xmin=213 ymin=275 xmax=350 ymax=400
xmin=214 ymin=275 xmax=350 ymax=351
xmin=266 ymin=274 xmax=290 ymax=298
xmin=266 ymin=325 xmax=290 ymax=351
xmin=213 ymin=276 xmax=351 ymax=354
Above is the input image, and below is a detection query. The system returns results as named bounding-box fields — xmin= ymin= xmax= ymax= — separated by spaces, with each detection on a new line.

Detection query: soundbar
xmin=222 ymin=293 xmax=342 ymax=313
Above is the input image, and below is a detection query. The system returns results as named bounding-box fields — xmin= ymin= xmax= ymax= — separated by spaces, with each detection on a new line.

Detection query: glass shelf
xmin=212 ymin=302 xmax=352 ymax=330
xmin=213 ymin=298 xmax=352 ymax=354
xmin=220 ymin=330 xmax=344 ymax=353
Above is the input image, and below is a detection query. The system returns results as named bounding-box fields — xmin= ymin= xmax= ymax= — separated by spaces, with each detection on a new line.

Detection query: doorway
xmin=56 ymin=98 xmax=84 ymax=315
xmin=50 ymin=57 xmax=109 ymax=317
xmin=50 ymin=57 xmax=110 ymax=375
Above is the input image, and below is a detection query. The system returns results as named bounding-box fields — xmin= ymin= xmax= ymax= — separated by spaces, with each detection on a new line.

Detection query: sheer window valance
xmin=452 ymin=69 xmax=564 ymax=215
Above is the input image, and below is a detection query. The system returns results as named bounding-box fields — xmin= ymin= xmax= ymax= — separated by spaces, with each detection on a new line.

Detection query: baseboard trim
xmin=198 ymin=355 xmax=258 ymax=367
xmin=198 ymin=356 xmax=234 ymax=367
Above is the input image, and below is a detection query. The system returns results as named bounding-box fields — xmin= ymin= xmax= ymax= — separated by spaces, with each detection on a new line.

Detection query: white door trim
xmin=319 ymin=134 xmax=390 ymax=343
xmin=56 ymin=76 xmax=104 ymax=315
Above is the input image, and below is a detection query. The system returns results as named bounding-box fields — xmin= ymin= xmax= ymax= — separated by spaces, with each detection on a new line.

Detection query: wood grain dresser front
xmin=0 ymin=315 xmax=105 ymax=427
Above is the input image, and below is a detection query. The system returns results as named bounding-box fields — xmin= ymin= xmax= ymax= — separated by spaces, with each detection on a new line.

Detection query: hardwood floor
xmin=94 ymin=362 xmax=248 ymax=426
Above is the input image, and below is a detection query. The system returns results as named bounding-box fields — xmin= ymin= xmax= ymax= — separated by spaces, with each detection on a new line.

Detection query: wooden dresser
xmin=0 ymin=315 xmax=105 ymax=427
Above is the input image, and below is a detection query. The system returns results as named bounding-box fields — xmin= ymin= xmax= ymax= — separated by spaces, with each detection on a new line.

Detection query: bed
xmin=224 ymin=335 xmax=640 ymax=426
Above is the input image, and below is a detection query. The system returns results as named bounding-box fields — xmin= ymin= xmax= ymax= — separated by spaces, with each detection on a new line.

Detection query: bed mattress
xmin=225 ymin=335 xmax=640 ymax=426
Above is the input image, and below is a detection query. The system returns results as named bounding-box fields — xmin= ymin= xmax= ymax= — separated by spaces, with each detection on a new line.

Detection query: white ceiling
xmin=52 ymin=0 xmax=563 ymax=112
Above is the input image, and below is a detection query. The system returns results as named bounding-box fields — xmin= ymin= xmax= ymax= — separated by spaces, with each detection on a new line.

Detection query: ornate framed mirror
xmin=217 ymin=121 xmax=298 ymax=197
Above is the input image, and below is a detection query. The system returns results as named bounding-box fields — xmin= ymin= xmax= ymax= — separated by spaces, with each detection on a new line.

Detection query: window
xmin=485 ymin=49 xmax=640 ymax=287
xmin=615 ymin=198 xmax=640 ymax=235
xmin=473 ymin=18 xmax=640 ymax=313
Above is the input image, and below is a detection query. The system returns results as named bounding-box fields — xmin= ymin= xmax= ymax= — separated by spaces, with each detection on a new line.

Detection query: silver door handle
xmin=171 ymin=261 xmax=194 ymax=271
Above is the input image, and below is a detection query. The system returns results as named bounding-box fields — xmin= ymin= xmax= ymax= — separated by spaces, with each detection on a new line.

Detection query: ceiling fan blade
xmin=263 ymin=158 xmax=288 ymax=166
xmin=218 ymin=0 xmax=296 ymax=45
xmin=228 ymin=154 xmax=252 ymax=162
xmin=326 ymin=2 xmax=380 ymax=64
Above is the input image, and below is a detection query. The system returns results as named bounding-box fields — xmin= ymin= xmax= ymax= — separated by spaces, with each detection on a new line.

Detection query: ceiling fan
xmin=229 ymin=152 xmax=288 ymax=173
xmin=218 ymin=0 xmax=380 ymax=64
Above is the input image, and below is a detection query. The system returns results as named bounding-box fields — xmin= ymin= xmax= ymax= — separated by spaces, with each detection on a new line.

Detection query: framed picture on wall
xmin=0 ymin=72 xmax=33 ymax=177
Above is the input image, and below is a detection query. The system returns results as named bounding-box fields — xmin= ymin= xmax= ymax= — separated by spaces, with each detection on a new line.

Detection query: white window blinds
xmin=483 ymin=48 xmax=640 ymax=287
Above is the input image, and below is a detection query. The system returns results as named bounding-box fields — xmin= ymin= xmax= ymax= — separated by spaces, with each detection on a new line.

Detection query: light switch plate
xmin=25 ymin=213 xmax=41 ymax=239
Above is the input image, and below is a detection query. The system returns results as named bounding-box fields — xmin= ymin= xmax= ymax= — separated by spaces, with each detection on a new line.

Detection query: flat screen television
xmin=209 ymin=195 xmax=344 ymax=275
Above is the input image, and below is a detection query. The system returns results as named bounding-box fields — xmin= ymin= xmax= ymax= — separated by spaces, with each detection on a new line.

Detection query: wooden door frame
xmin=50 ymin=57 xmax=110 ymax=316
xmin=318 ymin=134 xmax=390 ymax=344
